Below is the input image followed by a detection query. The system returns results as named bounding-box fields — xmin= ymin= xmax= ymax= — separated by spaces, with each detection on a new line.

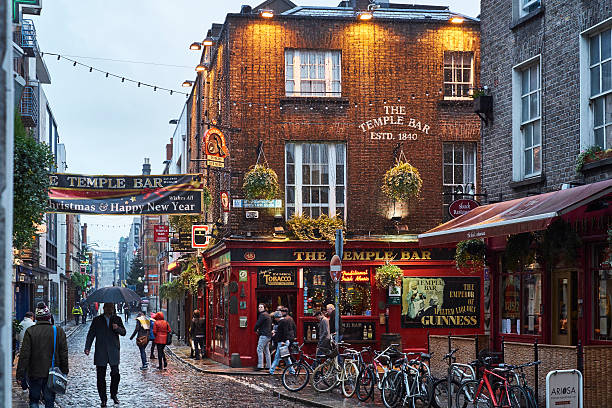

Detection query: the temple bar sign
xmin=294 ymin=249 xmax=434 ymax=261
xmin=359 ymin=105 xmax=431 ymax=142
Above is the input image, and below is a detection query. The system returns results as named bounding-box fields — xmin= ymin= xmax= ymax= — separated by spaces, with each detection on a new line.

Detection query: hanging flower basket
xmin=381 ymin=161 xmax=423 ymax=202
xmin=243 ymin=164 xmax=280 ymax=200
xmin=455 ymin=239 xmax=486 ymax=269
xmin=286 ymin=214 xmax=344 ymax=244
xmin=375 ymin=263 xmax=403 ymax=289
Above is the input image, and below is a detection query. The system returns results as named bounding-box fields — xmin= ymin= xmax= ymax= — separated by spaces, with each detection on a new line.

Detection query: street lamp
xmin=259 ymin=9 xmax=274 ymax=18
xmin=182 ymin=80 xmax=194 ymax=87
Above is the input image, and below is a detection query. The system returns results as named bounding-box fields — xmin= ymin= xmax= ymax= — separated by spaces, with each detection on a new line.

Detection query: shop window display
xmin=593 ymin=244 xmax=612 ymax=340
xmin=303 ymin=267 xmax=372 ymax=316
xmin=501 ymin=266 xmax=542 ymax=335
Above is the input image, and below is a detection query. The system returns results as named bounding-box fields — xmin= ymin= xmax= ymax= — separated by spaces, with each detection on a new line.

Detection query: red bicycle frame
xmin=473 ymin=367 xmax=512 ymax=407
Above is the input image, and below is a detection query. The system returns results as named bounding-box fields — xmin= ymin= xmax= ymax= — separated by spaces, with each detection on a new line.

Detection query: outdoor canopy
xmin=418 ymin=178 xmax=612 ymax=247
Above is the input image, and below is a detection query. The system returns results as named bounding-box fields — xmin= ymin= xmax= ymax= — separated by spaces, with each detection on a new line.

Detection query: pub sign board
xmin=257 ymin=267 xmax=297 ymax=288
xmin=448 ymin=199 xmax=480 ymax=218
xmin=401 ymin=276 xmax=480 ymax=328
xmin=232 ymin=248 xmax=455 ymax=263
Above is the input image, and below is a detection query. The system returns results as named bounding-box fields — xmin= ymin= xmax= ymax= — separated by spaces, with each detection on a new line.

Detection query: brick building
xmin=418 ymin=0 xmax=612 ymax=404
xmin=185 ymin=0 xmax=481 ymax=366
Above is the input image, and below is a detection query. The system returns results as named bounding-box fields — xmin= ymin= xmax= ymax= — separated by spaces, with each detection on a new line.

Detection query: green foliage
xmin=381 ymin=162 xmax=423 ymax=202
xmin=159 ymin=279 xmax=184 ymax=301
xmin=180 ymin=255 xmax=205 ymax=294
xmin=169 ymin=215 xmax=206 ymax=233
xmin=504 ymin=233 xmax=536 ymax=271
xmin=286 ymin=214 xmax=345 ymax=243
xmin=375 ymin=263 xmax=403 ymax=289
xmin=126 ymin=254 xmax=145 ymax=296
xmin=242 ymin=164 xmax=280 ymax=200
xmin=575 ymin=146 xmax=612 ymax=174
xmin=13 ymin=111 xmax=55 ymax=250
xmin=455 ymin=239 xmax=486 ymax=269
xmin=536 ymin=219 xmax=581 ymax=267
xmin=71 ymin=273 xmax=90 ymax=291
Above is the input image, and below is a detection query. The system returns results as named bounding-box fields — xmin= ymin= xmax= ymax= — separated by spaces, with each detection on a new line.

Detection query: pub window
xmin=443 ymin=51 xmax=474 ymax=99
xmin=589 ymin=28 xmax=612 ymax=149
xmin=442 ymin=142 xmax=476 ymax=221
xmin=592 ymin=244 xmax=612 ymax=340
xmin=501 ymin=265 xmax=542 ymax=336
xmin=285 ymin=143 xmax=346 ymax=219
xmin=285 ymin=49 xmax=341 ymax=97
xmin=303 ymin=267 xmax=372 ymax=317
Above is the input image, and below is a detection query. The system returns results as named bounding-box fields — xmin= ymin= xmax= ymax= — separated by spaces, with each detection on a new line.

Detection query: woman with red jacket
xmin=152 ymin=312 xmax=171 ymax=370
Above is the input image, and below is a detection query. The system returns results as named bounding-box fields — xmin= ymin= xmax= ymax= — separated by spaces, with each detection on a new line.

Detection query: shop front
xmin=203 ymin=238 xmax=484 ymax=367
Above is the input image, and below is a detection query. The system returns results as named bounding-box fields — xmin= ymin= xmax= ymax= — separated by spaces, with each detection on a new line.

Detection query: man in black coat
xmin=85 ymin=303 xmax=126 ymax=407
xmin=253 ymin=304 xmax=272 ymax=371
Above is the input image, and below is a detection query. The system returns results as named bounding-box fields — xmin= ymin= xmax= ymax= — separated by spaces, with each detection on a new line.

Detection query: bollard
xmin=577 ymin=340 xmax=583 ymax=374
xmin=448 ymin=332 xmax=452 ymax=354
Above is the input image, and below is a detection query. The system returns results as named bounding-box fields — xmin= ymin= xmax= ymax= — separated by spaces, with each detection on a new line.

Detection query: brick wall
xmin=199 ymin=15 xmax=480 ymax=237
xmin=480 ymin=0 xmax=612 ymax=202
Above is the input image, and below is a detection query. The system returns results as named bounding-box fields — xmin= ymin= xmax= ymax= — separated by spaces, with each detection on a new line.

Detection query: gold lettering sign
xmin=340 ymin=270 xmax=370 ymax=283
xmin=258 ymin=269 xmax=296 ymax=287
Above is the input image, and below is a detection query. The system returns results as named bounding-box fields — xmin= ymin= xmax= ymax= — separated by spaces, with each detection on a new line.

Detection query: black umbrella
xmin=85 ymin=286 xmax=141 ymax=304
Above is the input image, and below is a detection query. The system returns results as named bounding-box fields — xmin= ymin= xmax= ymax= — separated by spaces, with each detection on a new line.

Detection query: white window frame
xmin=580 ymin=19 xmax=612 ymax=151
xmin=285 ymin=50 xmax=341 ymax=97
xmin=512 ymin=55 xmax=542 ymax=181
xmin=443 ymin=51 xmax=474 ymax=100
xmin=285 ymin=143 xmax=346 ymax=220
xmin=519 ymin=0 xmax=540 ymax=17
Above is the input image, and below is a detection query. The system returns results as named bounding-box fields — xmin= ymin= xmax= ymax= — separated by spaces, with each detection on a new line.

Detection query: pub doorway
xmin=256 ymin=290 xmax=297 ymax=318
xmin=552 ymin=269 xmax=578 ymax=346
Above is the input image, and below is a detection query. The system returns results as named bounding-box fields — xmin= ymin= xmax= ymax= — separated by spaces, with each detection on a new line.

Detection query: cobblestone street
xmin=13 ymin=318 xmax=310 ymax=408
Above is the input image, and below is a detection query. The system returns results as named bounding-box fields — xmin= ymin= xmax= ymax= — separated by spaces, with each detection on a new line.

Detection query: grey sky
xmin=31 ymin=0 xmax=479 ymax=251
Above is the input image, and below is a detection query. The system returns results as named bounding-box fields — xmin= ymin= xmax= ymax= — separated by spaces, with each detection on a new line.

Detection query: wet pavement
xmin=13 ymin=317 xmax=310 ymax=408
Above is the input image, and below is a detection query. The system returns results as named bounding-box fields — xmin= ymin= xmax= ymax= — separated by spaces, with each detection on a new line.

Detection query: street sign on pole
xmin=333 ymin=229 xmax=343 ymax=342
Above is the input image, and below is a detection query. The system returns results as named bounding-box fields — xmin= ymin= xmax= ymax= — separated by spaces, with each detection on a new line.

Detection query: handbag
xmin=47 ymin=326 xmax=67 ymax=394
xmin=279 ymin=342 xmax=290 ymax=358
xmin=166 ymin=322 xmax=173 ymax=345
xmin=136 ymin=335 xmax=148 ymax=347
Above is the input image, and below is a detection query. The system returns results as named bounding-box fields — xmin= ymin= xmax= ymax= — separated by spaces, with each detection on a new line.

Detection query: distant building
xmin=117 ymin=237 xmax=128 ymax=285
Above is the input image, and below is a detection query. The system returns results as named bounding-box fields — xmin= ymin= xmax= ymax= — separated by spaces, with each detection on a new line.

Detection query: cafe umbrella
xmin=85 ymin=286 xmax=141 ymax=305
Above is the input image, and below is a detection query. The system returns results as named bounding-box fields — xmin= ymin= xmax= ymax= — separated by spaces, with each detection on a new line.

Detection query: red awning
xmin=418 ymin=179 xmax=612 ymax=246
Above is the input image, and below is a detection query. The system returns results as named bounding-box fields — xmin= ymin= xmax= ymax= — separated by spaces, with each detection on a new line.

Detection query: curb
xmin=165 ymin=346 xmax=270 ymax=376
xmin=166 ymin=347 xmax=335 ymax=408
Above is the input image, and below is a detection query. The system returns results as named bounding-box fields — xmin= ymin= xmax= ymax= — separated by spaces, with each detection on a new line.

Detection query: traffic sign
xmin=330 ymin=254 xmax=342 ymax=282
xmin=192 ymin=225 xmax=211 ymax=249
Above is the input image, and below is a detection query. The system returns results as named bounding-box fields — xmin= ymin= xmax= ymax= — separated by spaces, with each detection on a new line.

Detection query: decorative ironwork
xmin=20 ymin=85 xmax=38 ymax=127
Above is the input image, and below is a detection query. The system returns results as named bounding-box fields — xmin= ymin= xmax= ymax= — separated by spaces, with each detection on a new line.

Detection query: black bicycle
xmin=281 ymin=342 xmax=319 ymax=392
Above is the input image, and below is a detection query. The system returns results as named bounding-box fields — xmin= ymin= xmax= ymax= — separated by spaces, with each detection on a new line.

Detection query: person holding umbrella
xmin=84 ymin=303 xmax=126 ymax=407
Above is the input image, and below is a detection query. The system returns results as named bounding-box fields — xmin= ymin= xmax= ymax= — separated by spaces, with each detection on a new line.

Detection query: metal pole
xmin=534 ymin=339 xmax=539 ymax=400
xmin=334 ymin=229 xmax=343 ymax=341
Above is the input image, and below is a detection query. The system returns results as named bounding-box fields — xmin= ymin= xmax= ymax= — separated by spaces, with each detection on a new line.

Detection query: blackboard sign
xmin=257 ymin=267 xmax=297 ymax=288
xmin=401 ymin=276 xmax=480 ymax=328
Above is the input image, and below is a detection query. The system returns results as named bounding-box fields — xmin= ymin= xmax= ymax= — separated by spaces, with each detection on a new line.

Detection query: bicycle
xmin=382 ymin=352 xmax=432 ymax=408
xmin=455 ymin=357 xmax=529 ymax=408
xmin=355 ymin=344 xmax=400 ymax=402
xmin=311 ymin=341 xmax=359 ymax=396
xmin=281 ymin=342 xmax=319 ymax=392
xmin=502 ymin=360 xmax=541 ymax=408
xmin=430 ymin=348 xmax=476 ymax=408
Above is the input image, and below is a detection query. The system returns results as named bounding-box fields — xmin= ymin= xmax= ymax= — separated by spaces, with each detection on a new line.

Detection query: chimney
xmin=82 ymin=223 xmax=88 ymax=246
xmin=166 ymin=138 xmax=173 ymax=161
xmin=142 ymin=158 xmax=151 ymax=175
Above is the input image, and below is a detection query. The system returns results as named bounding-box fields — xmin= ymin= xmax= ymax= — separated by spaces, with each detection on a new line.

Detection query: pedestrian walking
xmin=17 ymin=311 xmax=36 ymax=349
xmin=326 ymin=304 xmax=342 ymax=341
xmin=314 ymin=311 xmax=331 ymax=356
xmin=84 ymin=302 xmax=127 ymax=407
xmin=149 ymin=312 xmax=156 ymax=360
xmin=124 ymin=304 xmax=130 ymax=322
xmin=81 ymin=301 xmax=87 ymax=324
xmin=253 ymin=304 xmax=272 ymax=371
xmin=269 ymin=311 xmax=294 ymax=375
xmin=153 ymin=311 xmax=171 ymax=370
xmin=71 ymin=304 xmax=83 ymax=325
xmin=281 ymin=307 xmax=296 ymax=344
xmin=16 ymin=303 xmax=69 ymax=408
xmin=130 ymin=312 xmax=150 ymax=370
xmin=190 ymin=310 xmax=206 ymax=360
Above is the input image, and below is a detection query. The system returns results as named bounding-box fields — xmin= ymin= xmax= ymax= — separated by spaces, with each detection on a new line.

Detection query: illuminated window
xmin=285 ymin=50 xmax=341 ymax=97
xmin=443 ymin=51 xmax=474 ymax=99
xmin=285 ymin=143 xmax=345 ymax=219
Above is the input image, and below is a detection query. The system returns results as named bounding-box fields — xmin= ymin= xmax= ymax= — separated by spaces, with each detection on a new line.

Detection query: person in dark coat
xmin=281 ymin=307 xmax=296 ymax=342
xmin=84 ymin=302 xmax=126 ymax=407
xmin=253 ymin=304 xmax=272 ymax=370
xmin=130 ymin=312 xmax=150 ymax=370
xmin=269 ymin=311 xmax=294 ymax=374
xmin=124 ymin=304 xmax=130 ymax=322
xmin=190 ymin=310 xmax=206 ymax=360
xmin=16 ymin=303 xmax=68 ymax=408
xmin=315 ymin=310 xmax=331 ymax=356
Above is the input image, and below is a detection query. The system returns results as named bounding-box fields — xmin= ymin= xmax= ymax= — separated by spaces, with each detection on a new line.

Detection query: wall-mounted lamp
xmin=169 ymin=119 xmax=179 ymax=125
xmin=189 ymin=42 xmax=202 ymax=51
xmin=450 ymin=16 xmax=465 ymax=24
xmin=195 ymin=64 xmax=206 ymax=72
xmin=182 ymin=80 xmax=194 ymax=87
xmin=202 ymin=37 xmax=214 ymax=46
xmin=259 ymin=9 xmax=274 ymax=18
xmin=358 ymin=11 xmax=373 ymax=20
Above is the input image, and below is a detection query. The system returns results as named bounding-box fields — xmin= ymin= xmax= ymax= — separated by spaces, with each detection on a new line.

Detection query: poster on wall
xmin=401 ymin=276 xmax=480 ymax=328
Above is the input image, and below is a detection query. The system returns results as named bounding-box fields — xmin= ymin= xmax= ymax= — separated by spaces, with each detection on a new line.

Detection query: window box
xmin=473 ymin=95 xmax=492 ymax=114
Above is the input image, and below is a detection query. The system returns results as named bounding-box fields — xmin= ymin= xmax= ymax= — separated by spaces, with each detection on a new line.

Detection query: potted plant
xmin=286 ymin=214 xmax=344 ymax=244
xmin=576 ymin=146 xmax=612 ymax=174
xmin=381 ymin=161 xmax=423 ymax=202
xmin=455 ymin=239 xmax=486 ymax=269
xmin=472 ymin=87 xmax=492 ymax=113
xmin=375 ymin=263 xmax=403 ymax=289
xmin=242 ymin=164 xmax=280 ymax=200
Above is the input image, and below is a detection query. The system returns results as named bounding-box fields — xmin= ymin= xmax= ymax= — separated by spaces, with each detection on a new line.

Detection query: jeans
xmin=96 ymin=364 xmax=120 ymax=402
xmin=193 ymin=336 xmax=205 ymax=359
xmin=156 ymin=344 xmax=167 ymax=368
xmin=269 ymin=341 xmax=292 ymax=374
xmin=138 ymin=344 xmax=148 ymax=367
xmin=74 ymin=316 xmax=79 ymax=325
xmin=28 ymin=377 xmax=55 ymax=408
xmin=256 ymin=336 xmax=271 ymax=369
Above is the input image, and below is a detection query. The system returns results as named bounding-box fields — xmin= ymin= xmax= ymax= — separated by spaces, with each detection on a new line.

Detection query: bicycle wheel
xmin=382 ymin=370 xmax=404 ymax=408
xmin=430 ymin=378 xmax=464 ymax=408
xmin=524 ymin=385 xmax=538 ymax=408
xmin=311 ymin=358 xmax=339 ymax=392
xmin=455 ymin=380 xmax=492 ymax=408
xmin=282 ymin=361 xmax=310 ymax=392
xmin=507 ymin=386 xmax=530 ymax=408
xmin=341 ymin=360 xmax=359 ymax=398
xmin=356 ymin=366 xmax=375 ymax=402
